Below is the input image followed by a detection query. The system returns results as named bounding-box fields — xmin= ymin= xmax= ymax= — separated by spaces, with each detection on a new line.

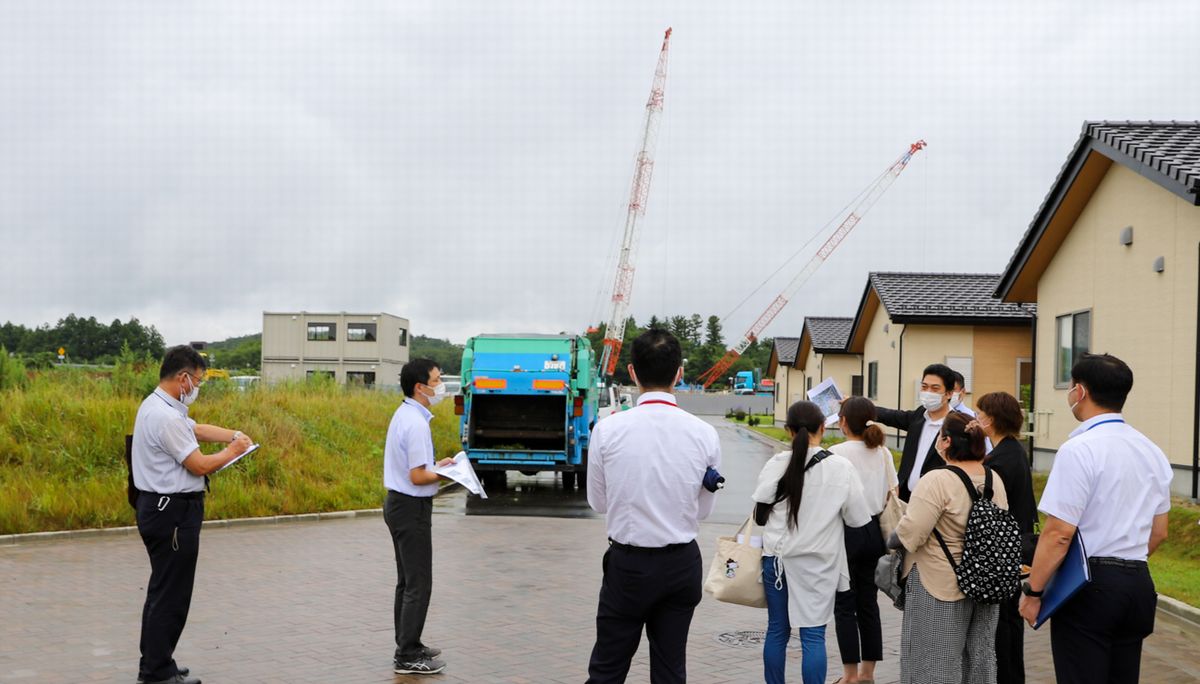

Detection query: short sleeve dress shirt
xmin=383 ymin=398 xmax=439 ymax=497
xmin=131 ymin=388 xmax=204 ymax=494
xmin=1038 ymin=413 xmax=1172 ymax=561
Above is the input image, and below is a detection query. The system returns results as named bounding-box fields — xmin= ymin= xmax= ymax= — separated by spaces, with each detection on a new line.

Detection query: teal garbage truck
xmin=455 ymin=334 xmax=598 ymax=490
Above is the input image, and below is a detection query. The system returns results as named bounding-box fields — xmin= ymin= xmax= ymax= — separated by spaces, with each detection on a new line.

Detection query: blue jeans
xmin=762 ymin=556 xmax=827 ymax=684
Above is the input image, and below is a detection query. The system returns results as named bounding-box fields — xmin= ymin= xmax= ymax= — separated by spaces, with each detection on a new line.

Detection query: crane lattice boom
xmin=698 ymin=140 xmax=927 ymax=388
xmin=598 ymin=28 xmax=672 ymax=378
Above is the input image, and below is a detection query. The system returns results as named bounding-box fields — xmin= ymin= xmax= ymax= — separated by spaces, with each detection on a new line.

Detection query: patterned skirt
xmin=900 ymin=564 xmax=999 ymax=684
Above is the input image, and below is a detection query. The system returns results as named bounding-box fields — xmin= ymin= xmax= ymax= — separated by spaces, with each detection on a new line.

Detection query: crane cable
xmin=718 ymin=162 xmax=893 ymax=324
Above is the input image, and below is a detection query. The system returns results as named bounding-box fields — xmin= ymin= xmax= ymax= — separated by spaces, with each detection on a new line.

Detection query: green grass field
xmin=732 ymin=417 xmax=1200 ymax=608
xmin=0 ymin=367 xmax=461 ymax=534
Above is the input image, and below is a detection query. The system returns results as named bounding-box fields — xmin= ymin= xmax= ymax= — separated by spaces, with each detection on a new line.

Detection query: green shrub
xmin=734 ymin=410 xmax=747 ymax=421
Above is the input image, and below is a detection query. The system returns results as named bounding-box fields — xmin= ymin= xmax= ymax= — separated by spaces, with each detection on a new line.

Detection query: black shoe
xmin=142 ymin=675 xmax=200 ymax=684
xmin=394 ymin=656 xmax=445 ymax=675
xmin=137 ymin=668 xmax=190 ymax=683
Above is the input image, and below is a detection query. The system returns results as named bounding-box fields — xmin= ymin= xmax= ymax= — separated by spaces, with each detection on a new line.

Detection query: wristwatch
xmin=1021 ymin=581 xmax=1044 ymax=598
xmin=231 ymin=431 xmax=243 ymax=443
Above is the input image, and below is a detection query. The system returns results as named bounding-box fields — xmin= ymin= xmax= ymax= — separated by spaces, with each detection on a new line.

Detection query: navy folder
xmin=1034 ymin=532 xmax=1090 ymax=629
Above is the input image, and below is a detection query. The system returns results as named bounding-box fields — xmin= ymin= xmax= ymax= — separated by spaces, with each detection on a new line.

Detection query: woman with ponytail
xmin=891 ymin=411 xmax=1010 ymax=684
xmin=752 ymin=401 xmax=873 ymax=684
xmin=829 ymin=397 xmax=899 ymax=684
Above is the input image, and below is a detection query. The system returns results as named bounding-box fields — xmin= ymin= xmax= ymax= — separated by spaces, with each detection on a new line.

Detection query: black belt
xmin=140 ymin=491 xmax=205 ymax=500
xmin=608 ymin=539 xmax=693 ymax=554
xmin=1089 ymin=556 xmax=1147 ymax=569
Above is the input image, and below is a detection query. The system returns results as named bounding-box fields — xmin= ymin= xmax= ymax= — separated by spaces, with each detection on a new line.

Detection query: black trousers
xmin=136 ymin=492 xmax=204 ymax=682
xmin=834 ymin=519 xmax=885 ymax=664
xmin=1050 ymin=563 xmax=1157 ymax=684
xmin=384 ymin=491 xmax=434 ymax=662
xmin=995 ymin=594 xmax=1025 ymax=684
xmin=586 ymin=540 xmax=702 ymax=684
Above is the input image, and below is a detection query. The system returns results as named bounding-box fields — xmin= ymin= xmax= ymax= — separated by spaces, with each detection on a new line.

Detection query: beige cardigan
xmin=895 ymin=467 xmax=1009 ymax=602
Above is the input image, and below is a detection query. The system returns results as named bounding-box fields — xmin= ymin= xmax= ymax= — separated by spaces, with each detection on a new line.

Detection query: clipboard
xmin=216 ymin=444 xmax=260 ymax=473
xmin=1034 ymin=532 xmax=1090 ymax=629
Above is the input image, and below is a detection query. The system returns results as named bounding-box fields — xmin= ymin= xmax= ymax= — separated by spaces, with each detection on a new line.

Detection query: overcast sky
xmin=2 ymin=1 xmax=1198 ymax=347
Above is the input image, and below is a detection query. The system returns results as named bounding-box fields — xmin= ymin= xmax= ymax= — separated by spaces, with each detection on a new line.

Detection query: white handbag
xmin=704 ymin=517 xmax=767 ymax=608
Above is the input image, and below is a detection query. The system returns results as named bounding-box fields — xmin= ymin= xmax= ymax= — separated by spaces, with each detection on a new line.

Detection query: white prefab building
xmin=260 ymin=312 xmax=410 ymax=388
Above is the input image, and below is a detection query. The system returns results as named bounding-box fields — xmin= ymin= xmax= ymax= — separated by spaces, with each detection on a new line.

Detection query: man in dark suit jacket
xmin=873 ymin=363 xmax=957 ymax=501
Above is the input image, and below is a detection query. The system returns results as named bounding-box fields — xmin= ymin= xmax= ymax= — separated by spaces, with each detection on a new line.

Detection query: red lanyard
xmin=639 ymin=399 xmax=678 ymax=408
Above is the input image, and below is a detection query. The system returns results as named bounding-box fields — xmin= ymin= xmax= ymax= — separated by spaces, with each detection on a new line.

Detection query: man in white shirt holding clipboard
xmin=1019 ymin=354 xmax=1171 ymax=684
xmin=131 ymin=345 xmax=253 ymax=684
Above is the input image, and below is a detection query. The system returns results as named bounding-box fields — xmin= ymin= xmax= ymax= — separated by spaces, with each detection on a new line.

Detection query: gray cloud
xmin=2 ymin=1 xmax=1198 ymax=346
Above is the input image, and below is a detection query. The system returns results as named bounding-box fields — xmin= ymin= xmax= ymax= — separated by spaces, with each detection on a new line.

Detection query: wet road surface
xmin=433 ymin=416 xmax=780 ymax=525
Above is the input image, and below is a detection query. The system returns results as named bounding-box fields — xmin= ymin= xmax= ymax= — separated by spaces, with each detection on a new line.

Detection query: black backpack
xmin=932 ymin=465 xmax=1021 ymax=604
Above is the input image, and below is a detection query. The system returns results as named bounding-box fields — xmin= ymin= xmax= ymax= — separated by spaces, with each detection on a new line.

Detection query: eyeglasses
xmin=184 ymin=371 xmax=206 ymax=387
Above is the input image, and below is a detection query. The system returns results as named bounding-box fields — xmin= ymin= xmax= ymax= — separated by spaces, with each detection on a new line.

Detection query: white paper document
xmin=433 ymin=451 xmax=488 ymax=499
xmin=806 ymin=378 xmax=844 ymax=426
xmin=216 ymin=443 xmax=260 ymax=472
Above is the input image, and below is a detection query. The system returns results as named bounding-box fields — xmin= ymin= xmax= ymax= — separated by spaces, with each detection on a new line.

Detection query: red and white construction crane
xmin=596 ymin=27 xmax=673 ymax=379
xmin=697 ymin=140 xmax=927 ymax=388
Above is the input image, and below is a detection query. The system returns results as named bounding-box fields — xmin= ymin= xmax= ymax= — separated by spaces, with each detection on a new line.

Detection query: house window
xmin=867 ymin=362 xmax=878 ymax=400
xmin=346 ymin=371 xmax=376 ymax=387
xmin=807 ymin=377 xmax=813 ymax=392
xmin=347 ymin=323 xmax=377 ymax=342
xmin=306 ymin=370 xmax=335 ymax=380
xmin=307 ymin=323 xmax=336 ymax=341
xmin=398 ymin=328 xmax=409 ymax=346
xmin=851 ymin=375 xmax=864 ymax=397
xmin=1055 ymin=310 xmax=1091 ymax=387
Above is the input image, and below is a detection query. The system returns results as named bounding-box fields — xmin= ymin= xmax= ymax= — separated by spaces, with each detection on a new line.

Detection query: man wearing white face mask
xmin=871 ymin=363 xmax=957 ymax=502
xmin=131 ymin=345 xmax=252 ymax=684
xmin=384 ymin=358 xmax=454 ymax=675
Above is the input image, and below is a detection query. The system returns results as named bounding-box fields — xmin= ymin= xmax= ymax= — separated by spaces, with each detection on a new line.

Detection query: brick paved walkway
xmin=2 ymin=513 xmax=1199 ymax=683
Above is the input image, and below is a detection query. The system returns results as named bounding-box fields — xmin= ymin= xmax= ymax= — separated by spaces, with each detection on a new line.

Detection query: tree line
xmin=0 ymin=315 xmax=165 ymax=365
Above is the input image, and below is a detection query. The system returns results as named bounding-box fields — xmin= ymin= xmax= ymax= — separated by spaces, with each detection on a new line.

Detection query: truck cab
xmin=457 ymin=334 xmax=597 ymax=490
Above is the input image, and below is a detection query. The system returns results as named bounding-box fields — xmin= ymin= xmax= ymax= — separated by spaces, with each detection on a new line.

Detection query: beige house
xmin=795 ymin=317 xmax=862 ymax=401
xmin=767 ymin=337 xmax=803 ymax=424
xmin=261 ymin=311 xmax=410 ymax=387
xmin=846 ymin=272 xmax=1036 ymax=448
xmin=994 ymin=121 xmax=1200 ymax=498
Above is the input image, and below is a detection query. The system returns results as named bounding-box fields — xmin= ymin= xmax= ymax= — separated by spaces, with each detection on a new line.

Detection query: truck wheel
xmin=562 ymin=470 xmax=576 ymax=490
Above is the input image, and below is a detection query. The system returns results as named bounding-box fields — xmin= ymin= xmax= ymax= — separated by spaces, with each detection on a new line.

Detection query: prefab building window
xmin=867 ymin=361 xmax=879 ymax=400
xmin=307 ymin=323 xmax=336 ymax=341
xmin=347 ymin=323 xmax=377 ymax=342
xmin=1055 ymin=311 xmax=1091 ymax=387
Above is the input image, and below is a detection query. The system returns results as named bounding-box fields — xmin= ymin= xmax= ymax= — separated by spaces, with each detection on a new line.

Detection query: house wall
xmin=818 ymin=353 xmax=864 ymax=403
xmin=861 ymin=315 xmax=903 ymax=446
xmin=773 ymin=364 xmax=806 ymax=423
xmin=900 ymin=325 xmax=976 ymax=410
xmin=971 ymin=325 xmax=1034 ymax=407
xmin=1033 ymin=163 xmax=1200 ymax=493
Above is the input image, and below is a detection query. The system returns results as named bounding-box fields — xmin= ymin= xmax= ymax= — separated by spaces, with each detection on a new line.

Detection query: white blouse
xmin=751 ymin=446 xmax=873 ymax=626
xmin=829 ymin=439 xmax=898 ymax=516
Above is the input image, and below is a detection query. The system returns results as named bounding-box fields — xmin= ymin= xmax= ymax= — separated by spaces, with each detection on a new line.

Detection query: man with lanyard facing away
xmin=586 ymin=329 xmax=722 ymax=683
xmin=1019 ymin=353 xmax=1172 ymax=684
xmin=131 ymin=345 xmax=252 ymax=684
xmin=385 ymin=359 xmax=454 ymax=676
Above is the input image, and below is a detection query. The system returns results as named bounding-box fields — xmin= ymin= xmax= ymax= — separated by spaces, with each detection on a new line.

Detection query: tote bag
xmin=704 ymin=517 xmax=767 ymax=608
xmin=878 ymin=488 xmax=906 ymax=542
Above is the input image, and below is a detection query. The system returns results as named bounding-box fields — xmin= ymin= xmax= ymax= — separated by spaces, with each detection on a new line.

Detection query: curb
xmin=0 ymin=508 xmax=387 ymax=546
xmin=1158 ymin=593 xmax=1200 ymax=630
xmin=729 ymin=421 xmax=787 ymax=450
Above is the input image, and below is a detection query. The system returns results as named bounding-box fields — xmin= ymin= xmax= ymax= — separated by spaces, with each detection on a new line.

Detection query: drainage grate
xmin=714 ymin=630 xmax=803 ymax=650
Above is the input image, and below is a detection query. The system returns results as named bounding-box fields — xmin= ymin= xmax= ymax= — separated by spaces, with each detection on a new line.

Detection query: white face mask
xmin=919 ymin=391 xmax=944 ymax=412
xmin=1068 ymin=385 xmax=1084 ymax=418
xmin=424 ymin=381 xmax=447 ymax=406
xmin=181 ymin=375 xmax=200 ymax=406
xmin=950 ymin=392 xmax=962 ymax=407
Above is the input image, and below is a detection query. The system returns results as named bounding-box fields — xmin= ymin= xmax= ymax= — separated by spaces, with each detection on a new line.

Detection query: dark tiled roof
xmin=804 ymin=317 xmax=853 ymax=352
xmin=772 ymin=337 xmax=801 ymax=365
xmin=996 ymin=121 xmax=1200 ymax=301
xmin=871 ymin=273 xmax=1036 ymax=321
xmin=1086 ymin=121 xmax=1200 ymax=198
